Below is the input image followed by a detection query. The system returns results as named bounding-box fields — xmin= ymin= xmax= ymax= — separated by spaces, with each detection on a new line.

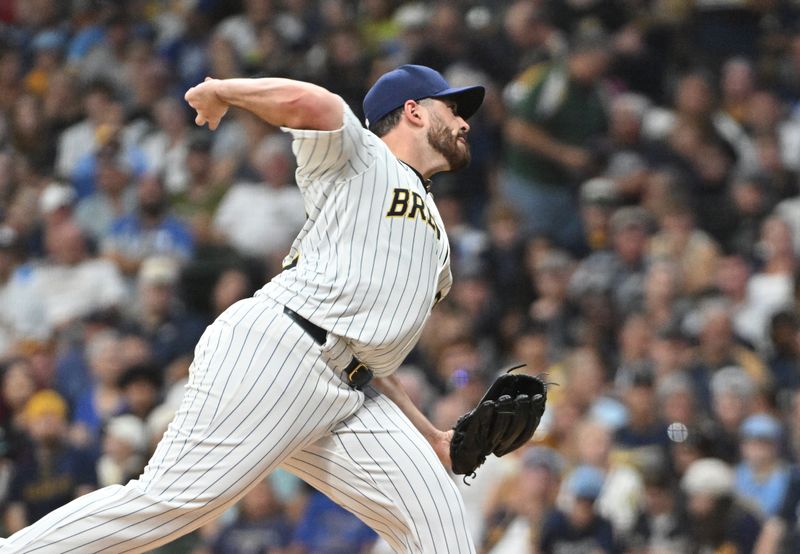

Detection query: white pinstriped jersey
xmin=260 ymin=99 xmax=452 ymax=376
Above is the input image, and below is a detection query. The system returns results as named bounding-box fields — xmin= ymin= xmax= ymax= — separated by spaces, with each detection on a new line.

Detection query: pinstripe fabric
xmin=284 ymin=387 xmax=475 ymax=554
xmin=0 ymin=303 xmax=475 ymax=554
xmin=263 ymin=100 xmax=453 ymax=376
xmin=0 ymin=99 xmax=475 ymax=553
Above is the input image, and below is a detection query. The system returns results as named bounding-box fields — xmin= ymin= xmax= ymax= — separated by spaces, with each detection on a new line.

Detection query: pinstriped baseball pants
xmin=0 ymin=297 xmax=474 ymax=553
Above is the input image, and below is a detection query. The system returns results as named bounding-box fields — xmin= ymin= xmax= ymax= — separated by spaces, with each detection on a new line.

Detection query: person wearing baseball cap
xmin=681 ymin=458 xmax=762 ymax=553
xmin=362 ymin=64 xmax=485 ymax=131
xmin=539 ymin=465 xmax=616 ymax=553
xmin=734 ymin=414 xmax=790 ymax=518
xmin=481 ymin=446 xmax=564 ymax=553
xmin=6 ymin=390 xmax=97 ymax=533
xmin=1 ymin=64 xmax=488 ymax=551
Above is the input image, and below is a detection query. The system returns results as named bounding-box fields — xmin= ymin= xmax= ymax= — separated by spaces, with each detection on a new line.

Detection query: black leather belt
xmin=283 ymin=306 xmax=373 ymax=390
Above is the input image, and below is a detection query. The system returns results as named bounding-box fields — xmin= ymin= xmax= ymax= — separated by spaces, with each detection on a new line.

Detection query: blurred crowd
xmin=2 ymin=0 xmax=800 ymax=552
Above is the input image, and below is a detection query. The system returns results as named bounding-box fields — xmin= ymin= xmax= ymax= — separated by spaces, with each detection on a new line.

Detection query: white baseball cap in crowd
xmin=138 ymin=256 xmax=180 ymax=287
xmin=106 ymin=415 xmax=148 ymax=453
xmin=681 ymin=458 xmax=734 ymax=497
xmin=39 ymin=182 xmax=77 ymax=215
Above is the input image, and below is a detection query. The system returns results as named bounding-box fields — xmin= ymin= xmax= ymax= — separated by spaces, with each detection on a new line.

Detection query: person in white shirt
xmin=213 ymin=134 xmax=305 ymax=268
xmin=19 ymin=221 xmax=126 ymax=337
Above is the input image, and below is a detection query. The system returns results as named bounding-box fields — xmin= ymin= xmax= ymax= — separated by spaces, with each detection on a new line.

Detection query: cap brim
xmin=431 ymin=85 xmax=485 ymax=120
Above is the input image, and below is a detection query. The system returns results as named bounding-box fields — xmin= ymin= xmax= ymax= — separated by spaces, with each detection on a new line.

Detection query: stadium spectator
xmin=768 ymin=310 xmax=800 ymax=396
xmin=492 ymin=0 xmax=566 ymax=84
xmin=682 ymin=457 xmax=761 ymax=553
xmin=55 ymin=79 xmax=120 ymax=180
xmin=734 ymin=414 xmax=791 ymax=518
xmin=626 ymin=463 xmax=690 ymax=553
xmin=569 ymin=418 xmax=643 ymax=535
xmin=570 ymin=206 xmax=650 ymax=318
xmin=596 ymin=93 xmax=650 ymax=204
xmin=209 ymin=266 xmax=255 ymax=318
xmin=140 ymin=96 xmax=192 ymax=194
xmin=708 ymin=366 xmax=759 ymax=464
xmin=735 ymin=215 xmax=797 ymax=350
xmin=576 ymin=177 xmax=618 ymax=254
xmin=74 ymin=138 xmax=138 ymax=241
xmin=721 ymin=57 xmax=757 ymax=126
xmin=314 ymin=26 xmax=371 ymax=116
xmin=613 ymin=365 xmax=670 ymax=462
xmin=3 ymin=390 xmax=96 ymax=533
xmin=37 ymin=181 xmax=77 ymax=231
xmin=0 ymin=357 xmax=36 ymax=460
xmin=529 ymin=250 xmax=578 ymax=359
xmin=210 ymin=478 xmax=293 ymax=554
xmin=9 ymin=94 xmax=57 ymax=170
xmin=70 ymin=122 xmax=147 ymax=201
xmin=124 ymin=256 xmax=205 ymax=369
xmin=289 ymin=489 xmax=378 ymax=554
xmin=656 ymin=372 xmax=698 ymax=431
xmin=103 ymin=172 xmax=194 ymax=276
xmin=0 ymin=226 xmax=30 ymax=355
xmin=117 ymin=363 xmax=162 ymax=422
xmin=510 ymin=319 xmax=551 ymax=378
xmin=553 ymin=347 xmax=610 ymax=422
xmin=212 ymin=134 xmax=304 ymax=270
xmin=502 ymin=30 xmax=610 ymax=250
xmin=170 ymin=133 xmax=229 ymax=245
xmin=14 ymin=221 xmax=126 ymax=339
xmin=615 ymin=314 xmax=653 ymax=374
xmin=70 ymin=330 xmax=125 ymax=450
xmin=214 ymin=0 xmax=276 ymax=66
xmin=688 ymin=300 xmax=770 ymax=407
xmin=435 ymin=188 xmax=488 ymax=282
xmin=96 ymin=414 xmax=147 ymax=487
xmin=641 ymin=259 xmax=687 ymax=330
xmin=482 ymin=446 xmax=563 ymax=554
xmin=483 ymin=201 xmax=531 ymax=315
xmin=649 ymin=198 xmax=721 ymax=297
xmin=649 ymin=324 xmax=693 ymax=381
xmin=540 ymin=465 xmax=616 ymax=554
xmin=726 ymin=172 xmax=772 ymax=261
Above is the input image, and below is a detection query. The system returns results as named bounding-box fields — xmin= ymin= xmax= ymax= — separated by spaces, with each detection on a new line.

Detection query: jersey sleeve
xmin=281 ymin=98 xmax=375 ymax=186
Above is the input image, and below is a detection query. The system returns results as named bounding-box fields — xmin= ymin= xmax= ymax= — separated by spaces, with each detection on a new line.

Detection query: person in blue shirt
xmin=734 ymin=413 xmax=791 ymax=518
xmin=103 ymin=172 xmax=194 ymax=278
xmin=291 ymin=489 xmax=378 ymax=554
xmin=211 ymin=479 xmax=292 ymax=554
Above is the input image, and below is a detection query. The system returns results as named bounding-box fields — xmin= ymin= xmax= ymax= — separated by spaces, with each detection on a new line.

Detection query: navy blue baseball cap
xmin=363 ymin=64 xmax=485 ymax=128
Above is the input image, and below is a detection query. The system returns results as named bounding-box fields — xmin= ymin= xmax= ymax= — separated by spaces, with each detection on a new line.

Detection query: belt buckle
xmin=346 ymin=360 xmax=373 ymax=390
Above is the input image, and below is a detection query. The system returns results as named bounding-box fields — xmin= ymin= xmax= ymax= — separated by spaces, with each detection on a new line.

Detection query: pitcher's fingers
xmin=195 ymin=113 xmax=207 ymax=127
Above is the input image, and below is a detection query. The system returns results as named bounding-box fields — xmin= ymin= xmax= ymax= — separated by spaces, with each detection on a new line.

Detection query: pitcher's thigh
xmin=0 ymin=302 xmax=364 ymax=553
xmin=283 ymin=389 xmax=475 ymax=554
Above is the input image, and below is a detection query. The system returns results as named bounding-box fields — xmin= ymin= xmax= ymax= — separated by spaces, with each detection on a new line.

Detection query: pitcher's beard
xmin=427 ymin=120 xmax=470 ymax=171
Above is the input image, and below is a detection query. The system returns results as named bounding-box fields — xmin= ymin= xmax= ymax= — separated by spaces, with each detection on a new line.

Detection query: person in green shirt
xmin=170 ymin=134 xmax=229 ymax=245
xmin=502 ymin=31 xmax=611 ymax=252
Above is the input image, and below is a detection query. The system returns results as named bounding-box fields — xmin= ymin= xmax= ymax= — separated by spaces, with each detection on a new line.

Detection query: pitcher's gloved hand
xmin=449 ymin=366 xmax=548 ymax=480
